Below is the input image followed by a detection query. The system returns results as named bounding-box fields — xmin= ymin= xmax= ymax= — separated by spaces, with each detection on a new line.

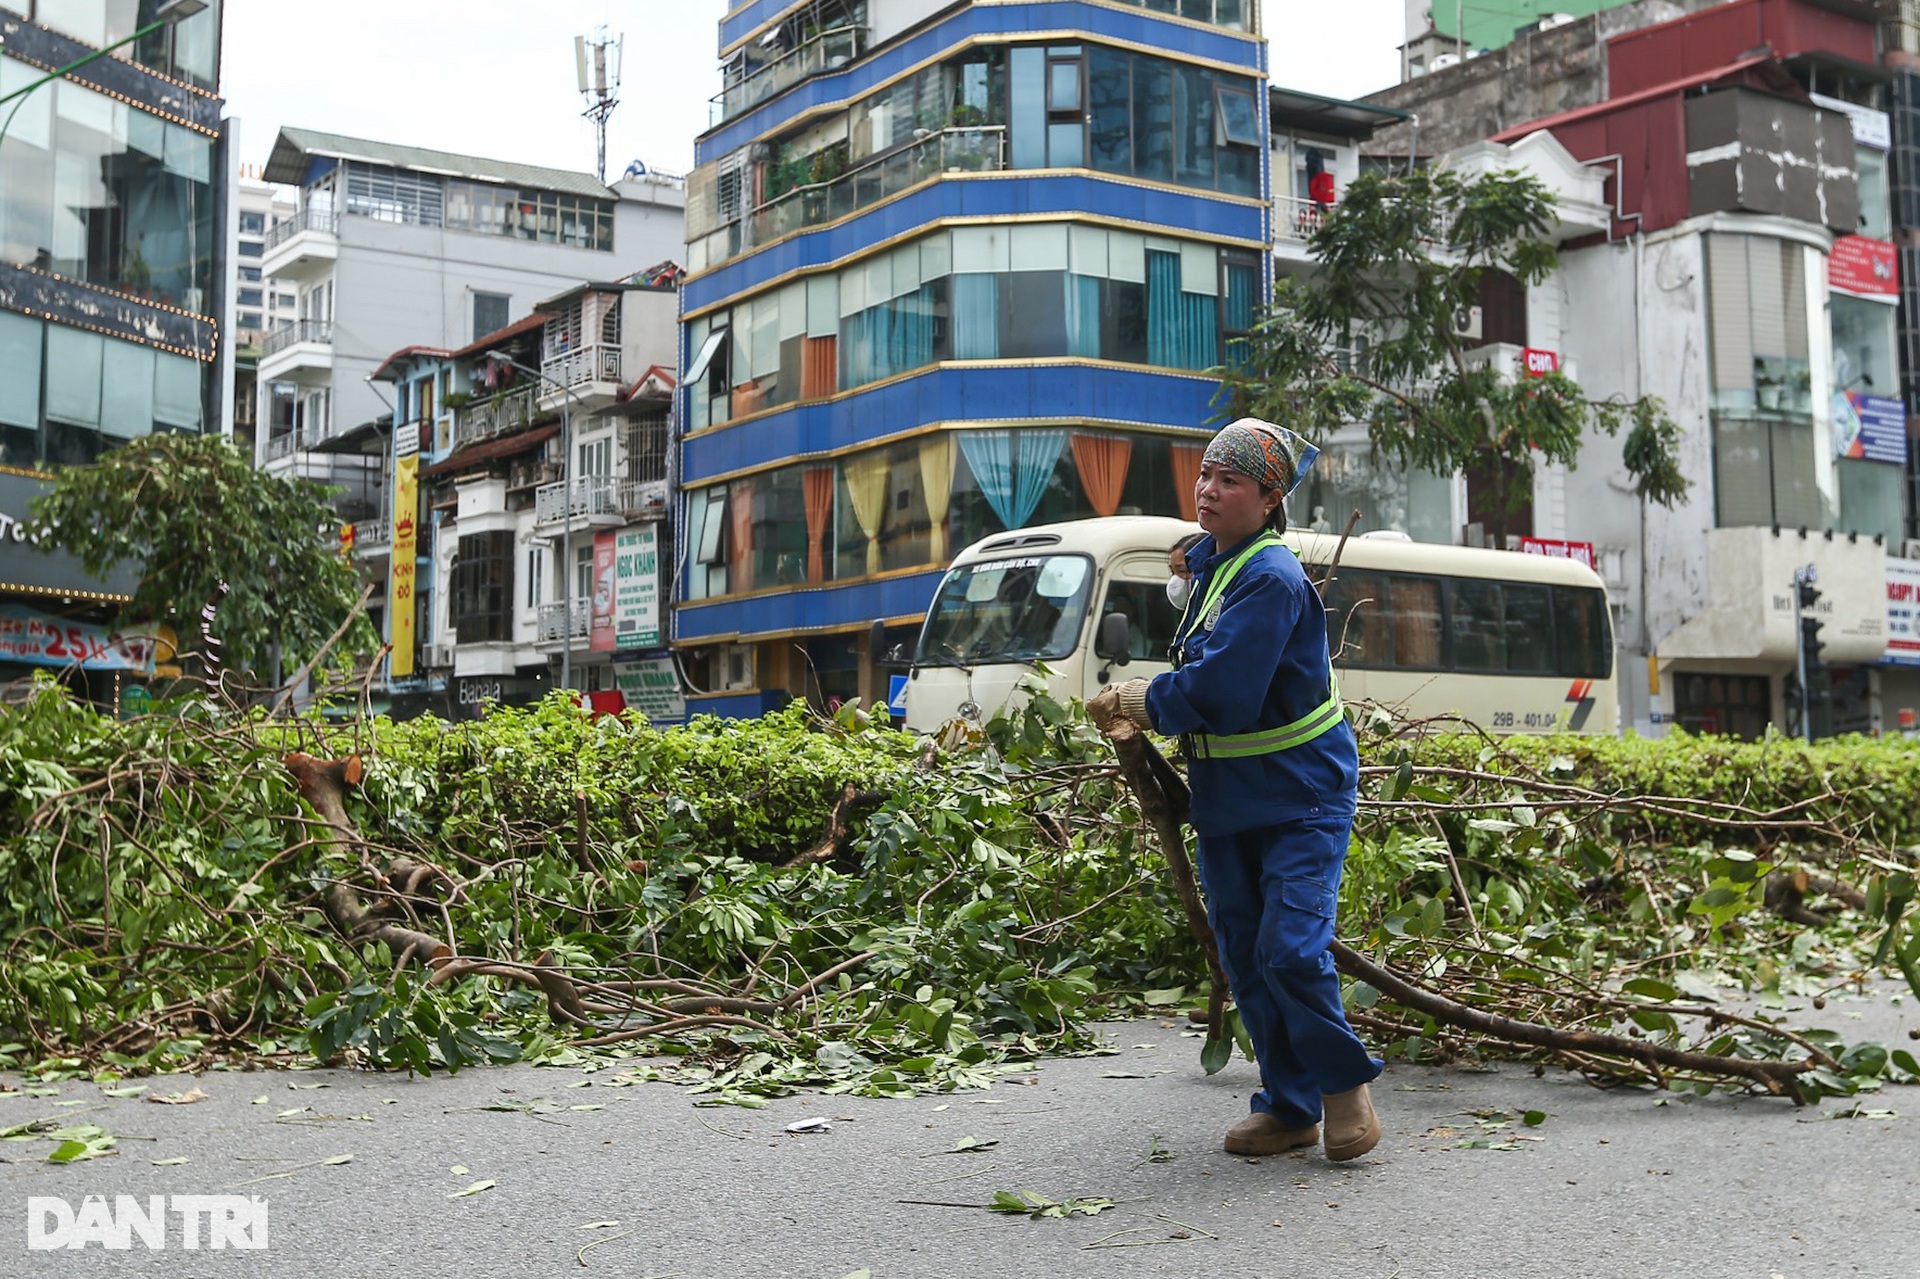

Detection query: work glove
xmin=1089 ymin=678 xmax=1154 ymax=734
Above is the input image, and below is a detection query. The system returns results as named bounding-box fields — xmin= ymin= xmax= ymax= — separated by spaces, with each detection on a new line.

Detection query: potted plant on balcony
xmin=442 ymin=390 xmax=473 ymax=413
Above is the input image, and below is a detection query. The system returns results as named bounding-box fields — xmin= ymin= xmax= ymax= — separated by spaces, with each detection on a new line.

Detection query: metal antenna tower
xmin=574 ymin=27 xmax=623 ymax=183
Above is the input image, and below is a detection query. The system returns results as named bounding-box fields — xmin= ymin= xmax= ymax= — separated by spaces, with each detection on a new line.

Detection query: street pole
xmin=0 ymin=1 xmax=205 ymax=151
xmin=1792 ymin=565 xmax=1812 ymax=743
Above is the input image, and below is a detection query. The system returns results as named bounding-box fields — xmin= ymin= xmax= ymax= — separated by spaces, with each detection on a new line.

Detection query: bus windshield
xmin=917 ymin=554 xmax=1095 ymax=665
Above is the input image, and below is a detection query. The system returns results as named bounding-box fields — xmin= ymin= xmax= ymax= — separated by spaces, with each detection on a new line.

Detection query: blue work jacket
xmin=1144 ymin=531 xmax=1359 ymax=835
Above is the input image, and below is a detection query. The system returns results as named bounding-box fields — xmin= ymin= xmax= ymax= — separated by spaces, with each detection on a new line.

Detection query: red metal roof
xmin=368 ymin=346 xmax=451 ymax=382
xmin=1607 ymin=0 xmax=1878 ymax=99
xmin=450 ymin=313 xmax=546 ymax=361
xmin=419 ymin=424 xmax=559 ymax=478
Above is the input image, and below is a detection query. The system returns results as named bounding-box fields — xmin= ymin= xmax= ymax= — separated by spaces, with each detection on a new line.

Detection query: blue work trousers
xmin=1195 ymin=813 xmax=1383 ymax=1128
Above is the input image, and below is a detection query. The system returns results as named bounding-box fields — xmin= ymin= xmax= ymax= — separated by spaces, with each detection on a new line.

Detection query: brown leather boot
xmin=1321 ymin=1083 xmax=1380 ymax=1161
xmin=1223 ymin=1113 xmax=1320 ymax=1156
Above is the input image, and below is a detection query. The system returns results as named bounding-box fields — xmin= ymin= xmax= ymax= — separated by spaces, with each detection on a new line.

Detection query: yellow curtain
xmin=843 ymin=450 xmax=891 ymax=575
xmin=918 ymin=436 xmax=953 ymax=562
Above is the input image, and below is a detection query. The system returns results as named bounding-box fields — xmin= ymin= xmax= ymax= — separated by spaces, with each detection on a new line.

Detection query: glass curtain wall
xmin=685 ymin=226 xmax=1255 ymax=430
xmin=0 ymin=55 xmax=216 ymax=312
xmin=27 ymin=0 xmax=223 ymax=91
xmin=685 ymin=429 xmax=1194 ymax=598
xmin=0 ymin=308 xmax=205 ymax=466
xmin=688 ymin=40 xmax=1261 ymax=270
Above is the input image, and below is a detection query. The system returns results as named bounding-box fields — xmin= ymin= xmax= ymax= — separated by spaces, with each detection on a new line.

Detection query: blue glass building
xmin=676 ymin=0 xmax=1270 ymax=715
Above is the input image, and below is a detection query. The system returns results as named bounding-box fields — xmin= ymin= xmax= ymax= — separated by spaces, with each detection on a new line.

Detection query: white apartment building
xmin=254 ymin=128 xmax=685 ymax=527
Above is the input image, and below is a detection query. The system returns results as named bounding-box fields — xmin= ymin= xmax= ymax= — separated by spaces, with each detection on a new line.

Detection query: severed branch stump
xmin=285 ymin=752 xmax=450 ymax=964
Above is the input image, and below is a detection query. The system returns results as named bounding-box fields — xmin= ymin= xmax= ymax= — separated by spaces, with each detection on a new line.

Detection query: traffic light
xmin=1795 ymin=573 xmax=1825 ymax=679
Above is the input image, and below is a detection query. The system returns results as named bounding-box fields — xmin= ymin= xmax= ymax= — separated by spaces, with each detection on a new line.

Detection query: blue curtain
xmin=1222 ymin=261 xmax=1256 ymax=332
xmin=952 ymin=274 xmax=999 ymax=359
xmin=959 ymin=430 xmax=1017 ymax=527
xmin=1011 ymin=429 xmax=1066 ymax=528
xmin=839 ymin=307 xmax=876 ymax=390
xmin=888 ymin=284 xmax=936 ymax=376
xmin=1065 ymin=274 xmax=1102 ymax=359
xmin=1146 ymin=248 xmax=1216 ymax=370
xmin=960 ymin=428 xmax=1064 ymax=530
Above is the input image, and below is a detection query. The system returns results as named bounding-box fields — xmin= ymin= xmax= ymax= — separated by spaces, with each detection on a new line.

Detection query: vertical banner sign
xmin=590 ymin=532 xmax=617 ymax=652
xmin=614 ymin=524 xmax=660 ymax=650
xmin=389 ymin=432 xmax=419 ymax=679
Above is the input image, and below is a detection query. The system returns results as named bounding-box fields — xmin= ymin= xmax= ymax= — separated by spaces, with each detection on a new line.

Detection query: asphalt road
xmin=3 ymin=988 xmax=1916 ymax=1279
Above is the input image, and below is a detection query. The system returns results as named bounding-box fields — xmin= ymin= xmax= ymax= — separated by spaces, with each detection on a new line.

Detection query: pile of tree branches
xmin=1 ymin=678 xmax=1914 ymax=1107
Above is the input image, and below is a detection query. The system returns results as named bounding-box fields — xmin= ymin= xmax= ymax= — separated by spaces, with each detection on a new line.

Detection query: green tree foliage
xmin=2 ymin=684 xmax=1915 ymax=1105
xmin=29 ymin=432 xmax=370 ymax=684
xmin=1220 ymin=167 xmax=1689 ymax=539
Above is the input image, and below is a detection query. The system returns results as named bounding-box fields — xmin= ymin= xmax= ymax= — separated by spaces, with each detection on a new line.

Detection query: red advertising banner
xmin=1518 ymin=536 xmax=1596 ymax=570
xmin=1829 ymin=235 xmax=1898 ymax=300
xmin=1520 ymin=348 xmax=1559 ymax=376
xmin=590 ymin=532 xmax=617 ymax=652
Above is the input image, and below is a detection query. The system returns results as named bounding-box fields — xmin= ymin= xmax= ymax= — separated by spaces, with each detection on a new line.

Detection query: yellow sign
xmin=389 ymin=452 xmax=418 ymax=678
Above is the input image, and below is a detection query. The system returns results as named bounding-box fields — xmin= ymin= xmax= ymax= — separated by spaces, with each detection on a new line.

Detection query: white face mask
xmin=1166 ymin=575 xmax=1193 ymax=610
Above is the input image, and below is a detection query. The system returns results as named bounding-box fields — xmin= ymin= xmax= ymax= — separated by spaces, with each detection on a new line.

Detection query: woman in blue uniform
xmin=1091 ymin=418 xmax=1382 ymax=1161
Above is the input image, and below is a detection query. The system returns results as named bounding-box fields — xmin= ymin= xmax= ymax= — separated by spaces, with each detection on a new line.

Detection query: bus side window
xmin=1325 ymin=569 xmax=1390 ymax=667
xmin=1503 ymin=582 xmax=1556 ymax=674
xmin=1553 ymin=585 xmax=1613 ymax=678
xmin=1447 ymin=579 xmax=1505 ymax=673
xmin=1388 ymin=575 xmax=1443 ymax=668
xmin=1101 ymin=581 xmax=1182 ymax=660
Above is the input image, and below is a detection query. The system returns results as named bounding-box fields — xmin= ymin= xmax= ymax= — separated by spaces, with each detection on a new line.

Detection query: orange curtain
xmin=728 ymin=479 xmax=755 ymax=590
xmin=1171 ymin=442 xmax=1206 ymax=521
xmin=802 ymin=465 xmax=834 ymax=582
xmin=801 ymin=336 xmax=838 ymax=400
xmin=1070 ymin=433 xmax=1133 ymax=518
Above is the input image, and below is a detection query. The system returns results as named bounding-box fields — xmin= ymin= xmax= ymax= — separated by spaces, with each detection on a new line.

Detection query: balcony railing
xmin=263 ymin=431 xmax=305 ymax=462
xmin=1276 ymin=195 xmax=1332 ymax=243
xmin=266 ymin=205 xmax=339 ymax=251
xmin=262 ymin=319 xmax=332 ymax=358
xmin=455 ymin=385 xmax=538 ymax=446
xmin=506 ymin=459 xmax=561 ymax=492
xmin=711 ymin=24 xmax=866 ymax=124
xmin=616 ymin=478 xmax=668 ymax=518
xmin=351 ymin=517 xmax=390 ymax=550
xmin=537 ymin=600 xmax=590 ymax=642
xmin=540 ymin=344 xmax=622 ymax=392
xmin=747 ymin=126 xmax=1006 ymax=248
xmin=534 ymin=475 xmax=618 ymax=525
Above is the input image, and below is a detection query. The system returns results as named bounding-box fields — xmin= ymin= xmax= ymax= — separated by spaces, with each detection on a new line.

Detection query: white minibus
xmin=899 ymin=515 xmax=1617 ymax=736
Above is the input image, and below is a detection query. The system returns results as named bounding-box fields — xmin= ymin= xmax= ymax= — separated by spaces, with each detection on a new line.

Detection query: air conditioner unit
xmin=721 ymin=646 xmax=754 ymax=691
xmin=423 ymin=643 xmax=455 ymax=669
xmin=1903 ymin=538 xmax=1920 ymax=561
xmin=1451 ymin=305 xmax=1483 ymax=341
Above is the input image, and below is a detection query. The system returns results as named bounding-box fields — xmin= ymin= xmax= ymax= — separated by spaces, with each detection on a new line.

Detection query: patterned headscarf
xmin=1202 ymin=418 xmax=1320 ymax=496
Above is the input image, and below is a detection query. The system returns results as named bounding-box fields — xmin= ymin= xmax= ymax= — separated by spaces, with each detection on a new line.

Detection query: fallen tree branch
xmin=1328 ymin=940 xmax=1810 ymax=1099
xmin=779 ymin=784 xmax=888 ymax=870
xmin=1089 ymin=711 xmax=1225 ymax=1047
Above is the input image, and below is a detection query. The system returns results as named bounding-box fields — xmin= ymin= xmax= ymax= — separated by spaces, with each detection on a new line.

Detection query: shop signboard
xmin=1885 ymin=559 xmax=1920 ymax=667
xmin=613 ymin=524 xmax=660 ymax=650
xmin=590 ymin=532 xmax=617 ymax=652
xmin=0 ymin=604 xmax=159 ymax=671
xmin=612 ymin=658 xmax=685 ymax=724
xmin=1834 ymin=392 xmax=1907 ymax=465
